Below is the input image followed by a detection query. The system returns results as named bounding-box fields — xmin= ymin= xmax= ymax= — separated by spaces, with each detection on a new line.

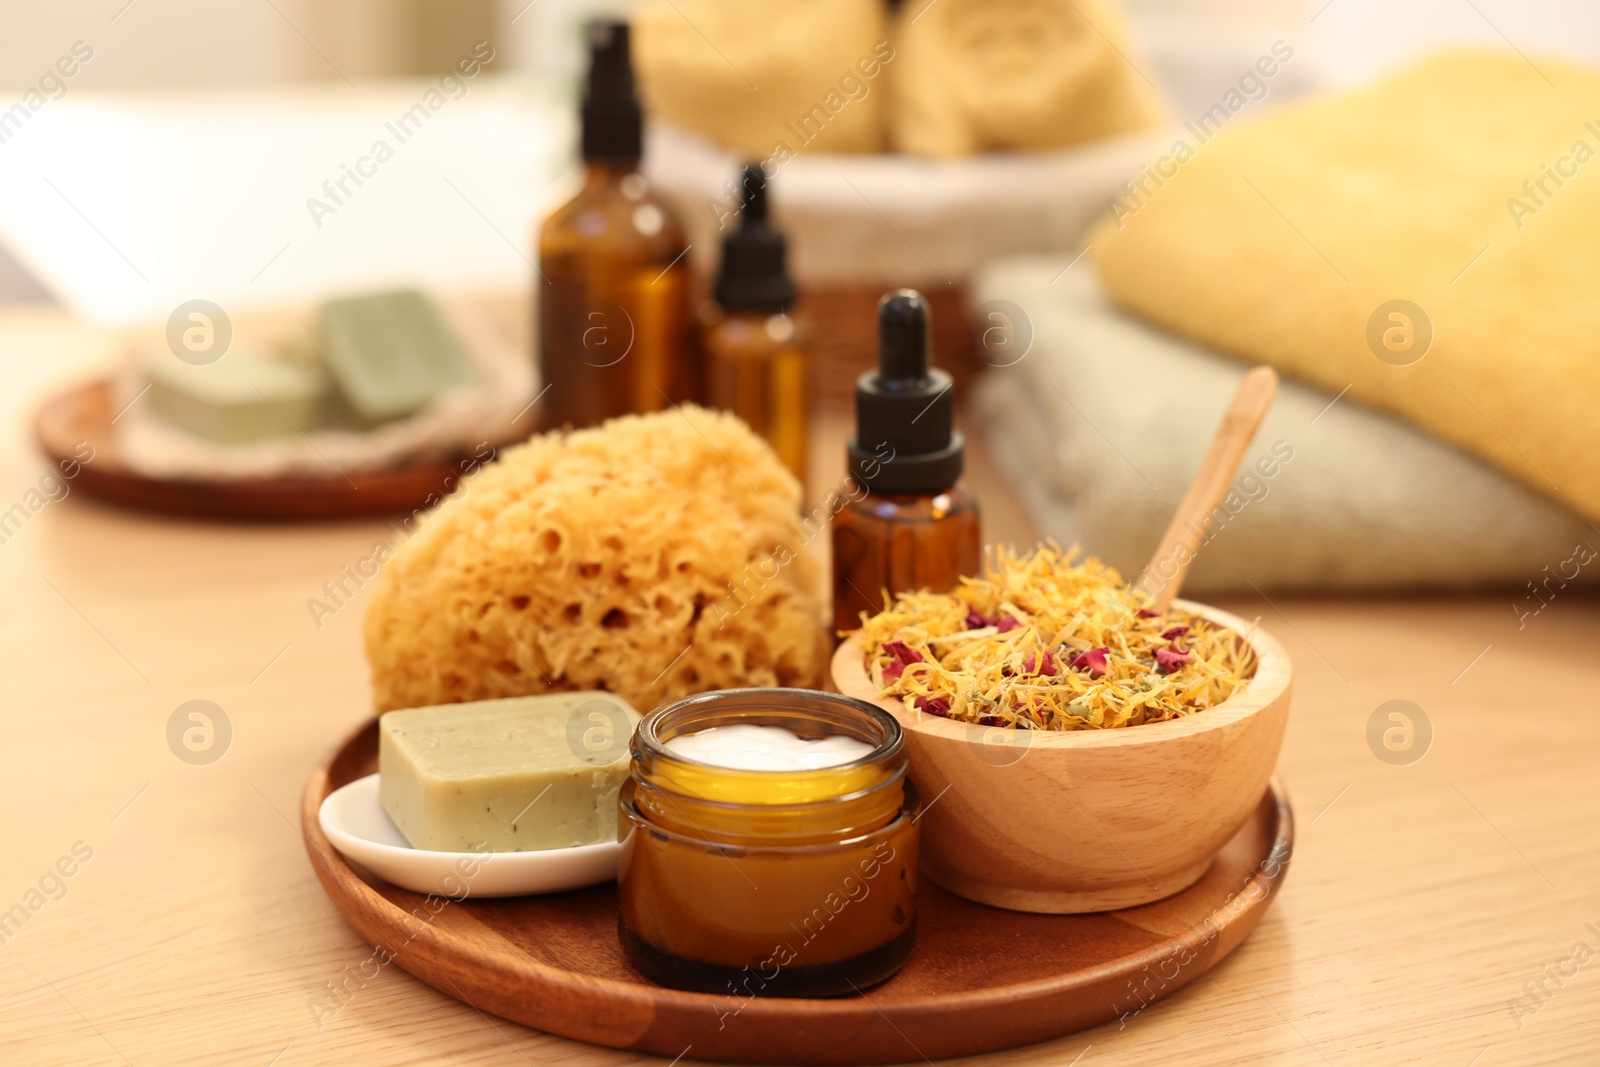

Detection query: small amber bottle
xmin=832 ymin=290 xmax=981 ymax=636
xmin=698 ymin=164 xmax=807 ymax=480
xmin=536 ymin=22 xmax=692 ymax=432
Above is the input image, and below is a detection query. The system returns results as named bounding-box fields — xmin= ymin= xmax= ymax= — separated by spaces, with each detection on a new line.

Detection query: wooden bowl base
xmin=924 ymin=856 xmax=1216 ymax=914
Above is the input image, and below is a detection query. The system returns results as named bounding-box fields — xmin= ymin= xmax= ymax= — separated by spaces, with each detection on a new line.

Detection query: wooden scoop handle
xmin=1137 ymin=366 xmax=1278 ymax=613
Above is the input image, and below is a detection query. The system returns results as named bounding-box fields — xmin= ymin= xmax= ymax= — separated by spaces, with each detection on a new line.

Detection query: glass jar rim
xmin=628 ymin=761 xmax=909 ymax=819
xmin=636 ymin=687 xmax=903 ymax=772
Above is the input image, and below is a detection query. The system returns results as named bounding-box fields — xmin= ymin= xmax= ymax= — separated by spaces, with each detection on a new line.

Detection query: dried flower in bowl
xmin=854 ymin=544 xmax=1257 ymax=731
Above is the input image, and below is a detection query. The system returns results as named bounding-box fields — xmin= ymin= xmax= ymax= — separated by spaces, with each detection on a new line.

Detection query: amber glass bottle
xmin=698 ymin=164 xmax=807 ymax=480
xmin=832 ymin=290 xmax=981 ymax=636
xmin=536 ymin=22 xmax=691 ymax=432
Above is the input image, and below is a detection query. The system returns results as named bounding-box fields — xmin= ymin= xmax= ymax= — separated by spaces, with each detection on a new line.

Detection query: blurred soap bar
xmin=379 ymin=692 xmax=640 ymax=853
xmin=320 ymin=290 xmax=473 ymax=427
xmin=145 ymin=349 xmax=324 ymax=443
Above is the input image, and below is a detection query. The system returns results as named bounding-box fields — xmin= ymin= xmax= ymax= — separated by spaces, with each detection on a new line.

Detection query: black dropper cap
xmin=580 ymin=21 xmax=642 ymax=163
xmin=713 ymin=164 xmax=796 ymax=312
xmin=847 ymin=290 xmax=964 ymax=495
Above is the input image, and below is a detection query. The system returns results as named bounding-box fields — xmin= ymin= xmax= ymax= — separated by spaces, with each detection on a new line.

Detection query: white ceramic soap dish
xmin=317 ymin=774 xmax=620 ymax=898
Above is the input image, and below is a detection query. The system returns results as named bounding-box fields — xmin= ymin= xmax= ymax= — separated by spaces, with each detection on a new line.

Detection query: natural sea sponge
xmin=364 ymin=406 xmax=824 ymax=714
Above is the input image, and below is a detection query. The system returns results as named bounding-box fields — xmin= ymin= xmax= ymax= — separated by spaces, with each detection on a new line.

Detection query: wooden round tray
xmin=35 ymin=379 xmax=470 ymax=521
xmin=302 ymin=719 xmax=1293 ymax=1063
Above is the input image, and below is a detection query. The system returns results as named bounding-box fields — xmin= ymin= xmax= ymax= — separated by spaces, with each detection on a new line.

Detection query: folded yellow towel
xmin=1093 ymin=51 xmax=1600 ymax=522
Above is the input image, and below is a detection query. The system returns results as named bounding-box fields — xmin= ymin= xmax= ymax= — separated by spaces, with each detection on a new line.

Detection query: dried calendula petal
xmin=856 ymin=543 xmax=1256 ymax=732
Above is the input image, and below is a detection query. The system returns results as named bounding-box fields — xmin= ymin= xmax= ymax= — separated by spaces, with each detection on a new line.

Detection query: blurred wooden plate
xmin=34 ymin=378 xmax=471 ymax=521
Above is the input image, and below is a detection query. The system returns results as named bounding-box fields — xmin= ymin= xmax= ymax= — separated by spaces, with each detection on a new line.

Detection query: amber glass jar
xmin=617 ymin=689 xmax=920 ymax=998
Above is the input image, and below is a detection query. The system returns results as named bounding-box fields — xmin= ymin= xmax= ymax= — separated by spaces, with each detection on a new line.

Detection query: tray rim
xmin=301 ymin=716 xmax=1294 ymax=1061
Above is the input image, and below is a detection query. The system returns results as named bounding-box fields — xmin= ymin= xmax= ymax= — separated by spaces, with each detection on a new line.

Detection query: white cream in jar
xmin=662 ymin=723 xmax=875 ymax=772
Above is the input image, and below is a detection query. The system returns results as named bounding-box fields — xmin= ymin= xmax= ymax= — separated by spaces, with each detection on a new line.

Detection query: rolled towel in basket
xmin=633 ymin=0 xmax=889 ymax=157
xmin=887 ymin=0 xmax=1165 ymax=157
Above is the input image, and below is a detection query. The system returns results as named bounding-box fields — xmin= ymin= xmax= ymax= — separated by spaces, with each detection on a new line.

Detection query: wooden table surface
xmin=1 ymin=305 xmax=1596 ymax=1067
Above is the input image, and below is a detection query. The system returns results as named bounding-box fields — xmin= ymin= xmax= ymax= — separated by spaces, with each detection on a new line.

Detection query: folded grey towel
xmin=971 ymin=257 xmax=1597 ymax=594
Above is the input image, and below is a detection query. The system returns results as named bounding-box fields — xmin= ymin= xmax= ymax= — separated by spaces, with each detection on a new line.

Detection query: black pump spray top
xmin=581 ymin=21 xmax=642 ymax=162
xmin=847 ymin=290 xmax=965 ymax=495
xmin=714 ymin=164 xmax=796 ymax=312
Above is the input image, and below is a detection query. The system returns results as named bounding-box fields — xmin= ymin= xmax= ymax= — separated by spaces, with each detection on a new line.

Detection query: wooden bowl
xmin=831 ymin=600 xmax=1291 ymax=914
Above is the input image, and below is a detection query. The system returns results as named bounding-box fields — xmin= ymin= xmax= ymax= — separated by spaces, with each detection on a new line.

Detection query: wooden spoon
xmin=1136 ymin=366 xmax=1279 ymax=612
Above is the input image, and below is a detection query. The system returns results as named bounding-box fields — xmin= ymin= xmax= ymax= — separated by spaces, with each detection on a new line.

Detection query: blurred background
xmin=4 ymin=0 xmax=1599 ymax=322
xmin=6 ymin=4 xmax=1600 ymax=1064
xmin=5 ymin=0 xmax=1599 ymax=591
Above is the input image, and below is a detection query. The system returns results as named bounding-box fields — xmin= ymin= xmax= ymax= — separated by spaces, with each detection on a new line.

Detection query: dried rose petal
xmin=1024 ymin=650 xmax=1057 ymax=675
xmin=996 ymin=616 xmax=1022 ymax=633
xmin=913 ymin=696 xmax=950 ymax=717
xmin=884 ymin=640 xmax=921 ymax=662
xmin=881 ymin=640 xmax=924 ymax=684
xmin=977 ymin=714 xmax=1005 ymax=727
xmin=1154 ymin=646 xmax=1191 ymax=673
xmin=964 ymin=609 xmax=995 ymax=630
xmin=1138 ymin=608 xmax=1160 ymax=619
xmin=1162 ymin=625 xmax=1190 ymax=640
xmin=1069 ymin=647 xmax=1109 ymax=677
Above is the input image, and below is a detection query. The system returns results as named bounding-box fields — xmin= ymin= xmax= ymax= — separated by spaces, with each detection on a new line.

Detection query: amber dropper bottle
xmin=536 ymin=21 xmax=692 ymax=432
xmin=832 ymin=290 xmax=981 ymax=636
xmin=698 ymin=164 xmax=807 ymax=480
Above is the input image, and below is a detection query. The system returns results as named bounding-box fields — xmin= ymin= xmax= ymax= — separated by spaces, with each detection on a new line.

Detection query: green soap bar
xmin=379 ymin=692 xmax=640 ymax=853
xmin=144 ymin=348 xmax=324 ymax=444
xmin=320 ymin=290 xmax=473 ymax=427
